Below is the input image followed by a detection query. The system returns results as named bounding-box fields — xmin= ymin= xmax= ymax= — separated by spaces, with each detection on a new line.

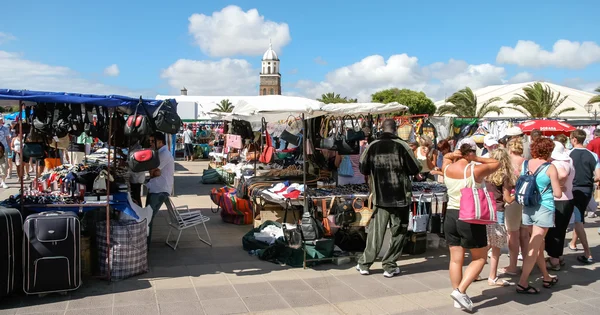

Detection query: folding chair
xmin=165 ymin=197 xmax=212 ymax=250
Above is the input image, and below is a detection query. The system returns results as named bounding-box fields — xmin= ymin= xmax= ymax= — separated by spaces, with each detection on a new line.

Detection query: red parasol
xmin=518 ymin=120 xmax=576 ymax=136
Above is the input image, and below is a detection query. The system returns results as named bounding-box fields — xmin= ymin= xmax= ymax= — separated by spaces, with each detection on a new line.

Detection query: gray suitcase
xmin=23 ymin=211 xmax=81 ymax=295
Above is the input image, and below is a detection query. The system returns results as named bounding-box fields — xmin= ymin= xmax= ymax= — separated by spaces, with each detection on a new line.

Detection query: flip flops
xmin=568 ymin=245 xmax=578 ymax=251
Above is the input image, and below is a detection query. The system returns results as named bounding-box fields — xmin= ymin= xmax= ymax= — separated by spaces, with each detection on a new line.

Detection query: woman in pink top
xmin=544 ymin=141 xmax=575 ymax=270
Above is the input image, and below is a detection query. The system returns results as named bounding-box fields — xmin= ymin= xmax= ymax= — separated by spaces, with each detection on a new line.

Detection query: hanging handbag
xmin=409 ymin=194 xmax=429 ymax=233
xmin=428 ymin=194 xmax=442 ymax=234
xmin=124 ymin=100 xmax=152 ymax=138
xmin=152 ymin=99 xmax=182 ymax=134
xmin=319 ymin=199 xmax=333 ymax=237
xmin=319 ymin=117 xmax=336 ymax=150
xmin=259 ymin=118 xmax=275 ymax=164
xmin=345 ymin=116 xmax=365 ymax=141
xmin=22 ymin=143 xmax=44 ymax=159
xmin=350 ymin=195 xmax=374 ymax=227
xmin=459 ymin=163 xmax=497 ymax=224
xmin=128 ymin=149 xmax=160 ymax=172
xmin=338 ymin=155 xmax=354 ymax=177
xmin=334 ymin=118 xmax=360 ymax=155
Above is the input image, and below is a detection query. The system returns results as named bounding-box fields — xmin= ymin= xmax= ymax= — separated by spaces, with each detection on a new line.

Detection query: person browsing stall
xmin=356 ymin=119 xmax=421 ymax=278
xmin=0 ymin=116 xmax=10 ymax=188
xmin=183 ymin=125 xmax=194 ymax=162
xmin=146 ymin=132 xmax=175 ymax=247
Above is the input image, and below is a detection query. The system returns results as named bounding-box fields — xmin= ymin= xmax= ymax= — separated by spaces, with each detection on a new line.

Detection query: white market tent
xmin=433 ymin=81 xmax=597 ymax=119
xmin=321 ymin=102 xmax=408 ymax=115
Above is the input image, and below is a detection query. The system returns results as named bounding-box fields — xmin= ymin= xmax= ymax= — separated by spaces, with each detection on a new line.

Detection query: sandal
xmin=516 ymin=284 xmax=539 ymax=294
xmin=543 ymin=276 xmax=559 ymax=288
xmin=488 ymin=277 xmax=512 ymax=287
xmin=568 ymin=245 xmax=578 ymax=251
xmin=546 ymin=260 xmax=561 ymax=271
xmin=474 ymin=275 xmax=485 ymax=282
xmin=498 ymin=267 xmax=518 ymax=276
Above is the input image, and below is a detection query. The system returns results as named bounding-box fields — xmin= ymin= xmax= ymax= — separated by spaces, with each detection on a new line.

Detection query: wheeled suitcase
xmin=23 ymin=211 xmax=81 ymax=295
xmin=0 ymin=207 xmax=23 ymax=297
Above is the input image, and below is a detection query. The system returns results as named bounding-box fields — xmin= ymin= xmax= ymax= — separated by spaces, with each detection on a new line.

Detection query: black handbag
xmin=334 ymin=227 xmax=366 ymax=252
xmin=128 ymin=149 xmax=160 ymax=172
xmin=282 ymin=201 xmax=302 ymax=249
xmin=345 ymin=116 xmax=365 ymax=141
xmin=331 ymin=197 xmax=357 ymax=227
xmin=23 ymin=143 xmax=45 ymax=159
xmin=152 ymin=99 xmax=182 ymax=134
xmin=280 ymin=129 xmax=301 ymax=146
xmin=318 ymin=117 xmax=336 ymax=150
xmin=125 ymin=100 xmax=152 ymax=138
xmin=300 ymin=200 xmax=324 ymax=241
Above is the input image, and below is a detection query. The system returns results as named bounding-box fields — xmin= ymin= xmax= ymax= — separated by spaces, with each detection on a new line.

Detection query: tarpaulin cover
xmin=0 ymin=89 xmax=167 ymax=109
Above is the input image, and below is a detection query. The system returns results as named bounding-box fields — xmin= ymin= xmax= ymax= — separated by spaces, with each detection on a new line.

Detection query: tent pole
xmin=105 ymin=108 xmax=113 ymax=282
xmin=302 ymin=113 xmax=307 ymax=214
xmin=19 ymin=101 xmax=24 ymax=214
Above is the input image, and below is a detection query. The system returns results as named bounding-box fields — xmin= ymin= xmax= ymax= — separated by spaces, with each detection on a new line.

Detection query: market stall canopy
xmin=0 ymin=89 xmax=167 ymax=112
xmin=433 ymin=82 xmax=597 ymax=118
xmin=320 ymin=102 xmax=408 ymax=115
xmin=518 ymin=120 xmax=576 ymax=136
xmin=226 ymin=95 xmax=326 ymax=122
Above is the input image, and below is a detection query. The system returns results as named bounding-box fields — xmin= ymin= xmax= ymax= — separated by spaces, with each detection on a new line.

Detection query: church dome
xmin=262 ymin=41 xmax=279 ymax=61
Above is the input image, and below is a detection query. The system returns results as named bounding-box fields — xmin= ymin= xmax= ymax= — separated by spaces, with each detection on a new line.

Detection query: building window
xmin=270 ymin=88 xmax=274 ymax=95
xmin=262 ymin=67 xmax=265 ymax=73
xmin=274 ymin=65 xmax=277 ymax=73
xmin=267 ymin=66 xmax=271 ymax=74
xmin=262 ymin=88 xmax=266 ymax=95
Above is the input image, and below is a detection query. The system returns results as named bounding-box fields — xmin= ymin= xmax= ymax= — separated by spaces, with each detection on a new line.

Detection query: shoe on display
xmin=450 ymin=289 xmax=473 ymax=312
xmin=355 ymin=264 xmax=369 ymax=275
xmin=383 ymin=268 xmax=400 ymax=278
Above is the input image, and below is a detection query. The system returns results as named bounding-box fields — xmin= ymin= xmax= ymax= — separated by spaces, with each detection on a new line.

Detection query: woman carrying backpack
xmin=442 ymin=138 xmax=500 ymax=311
xmin=516 ymin=137 xmax=562 ymax=294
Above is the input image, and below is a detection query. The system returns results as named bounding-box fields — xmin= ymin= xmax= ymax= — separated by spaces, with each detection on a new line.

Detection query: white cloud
xmin=508 ymin=72 xmax=534 ymax=83
xmin=103 ymin=64 xmax=120 ymax=77
xmin=496 ymin=40 xmax=600 ymax=69
xmin=188 ymin=5 xmax=291 ymax=57
xmin=293 ymin=54 xmax=513 ymax=102
xmin=161 ymin=58 xmax=258 ymax=95
xmin=0 ymin=32 xmax=16 ymax=45
xmin=0 ymin=50 xmax=150 ymax=97
xmin=314 ymin=56 xmax=327 ymax=65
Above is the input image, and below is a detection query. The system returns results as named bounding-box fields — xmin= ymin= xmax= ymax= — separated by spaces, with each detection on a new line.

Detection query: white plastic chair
xmin=165 ymin=198 xmax=212 ymax=250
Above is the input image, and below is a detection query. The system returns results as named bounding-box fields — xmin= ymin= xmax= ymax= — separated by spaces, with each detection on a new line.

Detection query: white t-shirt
xmin=183 ymin=130 xmax=193 ymax=144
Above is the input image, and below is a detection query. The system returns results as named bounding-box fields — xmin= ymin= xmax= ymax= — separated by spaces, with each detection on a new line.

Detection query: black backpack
xmin=152 ymin=100 xmax=181 ymax=134
xmin=52 ymin=103 xmax=71 ymax=138
xmin=95 ymin=106 xmax=109 ymax=142
xmin=84 ymin=104 xmax=97 ymax=138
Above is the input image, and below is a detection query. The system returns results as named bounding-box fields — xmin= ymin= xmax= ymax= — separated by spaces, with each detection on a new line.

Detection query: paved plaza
xmin=1 ymin=161 xmax=600 ymax=315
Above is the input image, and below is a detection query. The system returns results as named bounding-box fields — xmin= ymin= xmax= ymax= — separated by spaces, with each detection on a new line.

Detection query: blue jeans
xmin=146 ymin=192 xmax=169 ymax=248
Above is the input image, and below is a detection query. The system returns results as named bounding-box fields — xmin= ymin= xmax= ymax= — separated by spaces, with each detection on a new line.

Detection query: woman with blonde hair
xmin=502 ymin=138 xmax=527 ymax=274
xmin=486 ymin=148 xmax=516 ymax=286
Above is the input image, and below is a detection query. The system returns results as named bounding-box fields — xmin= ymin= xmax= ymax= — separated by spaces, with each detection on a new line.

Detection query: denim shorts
xmin=573 ymin=207 xmax=584 ymax=223
xmin=496 ymin=210 xmax=505 ymax=225
xmin=523 ymin=205 xmax=555 ymax=228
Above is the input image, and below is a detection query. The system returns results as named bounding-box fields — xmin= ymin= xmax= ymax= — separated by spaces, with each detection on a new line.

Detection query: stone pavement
xmin=1 ymin=161 xmax=600 ymax=314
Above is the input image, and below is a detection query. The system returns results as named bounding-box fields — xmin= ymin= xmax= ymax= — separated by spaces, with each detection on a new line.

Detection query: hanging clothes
xmin=417 ymin=119 xmax=438 ymax=145
xmin=397 ymin=119 xmax=414 ymax=141
xmin=429 ymin=117 xmax=452 ymax=142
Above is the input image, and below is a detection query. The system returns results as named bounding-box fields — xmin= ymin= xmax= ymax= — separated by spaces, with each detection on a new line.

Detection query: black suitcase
xmin=23 ymin=211 xmax=81 ymax=295
xmin=0 ymin=207 xmax=23 ymax=297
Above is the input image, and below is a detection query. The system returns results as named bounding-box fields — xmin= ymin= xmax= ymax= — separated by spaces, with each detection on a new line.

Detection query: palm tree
xmin=588 ymin=87 xmax=600 ymax=105
xmin=317 ymin=92 xmax=358 ymax=104
xmin=436 ymin=87 xmax=504 ymax=117
xmin=507 ymin=82 xmax=574 ymax=118
xmin=212 ymin=99 xmax=234 ymax=113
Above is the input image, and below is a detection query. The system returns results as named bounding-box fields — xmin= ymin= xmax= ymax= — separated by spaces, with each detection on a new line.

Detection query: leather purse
xmin=350 ymin=195 xmax=374 ymax=227
xmin=331 ymin=197 xmax=357 ymax=227
xmin=345 ymin=116 xmax=365 ymax=141
xmin=259 ymin=118 xmax=275 ymax=164
xmin=23 ymin=143 xmax=45 ymax=159
xmin=128 ymin=149 xmax=160 ymax=172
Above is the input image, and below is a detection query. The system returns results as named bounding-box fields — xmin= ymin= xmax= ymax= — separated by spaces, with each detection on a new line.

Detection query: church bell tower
xmin=259 ymin=40 xmax=281 ymax=95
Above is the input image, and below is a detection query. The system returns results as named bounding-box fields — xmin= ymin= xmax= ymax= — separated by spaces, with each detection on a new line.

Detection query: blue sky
xmin=0 ymin=0 xmax=599 ymax=101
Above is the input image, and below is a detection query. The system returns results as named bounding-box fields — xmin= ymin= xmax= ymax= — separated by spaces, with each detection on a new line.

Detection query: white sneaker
xmin=1 ymin=182 xmax=7 ymax=189
xmin=383 ymin=268 xmax=401 ymax=278
xmin=450 ymin=289 xmax=473 ymax=312
xmin=454 ymin=301 xmax=463 ymax=309
xmin=355 ymin=264 xmax=369 ymax=275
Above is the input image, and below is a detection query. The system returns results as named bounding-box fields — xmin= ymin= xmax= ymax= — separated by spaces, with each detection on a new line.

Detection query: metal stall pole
xmin=105 ymin=107 xmax=114 ymax=281
xmin=18 ymin=101 xmax=24 ymax=214
xmin=302 ymin=113 xmax=308 ymax=214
